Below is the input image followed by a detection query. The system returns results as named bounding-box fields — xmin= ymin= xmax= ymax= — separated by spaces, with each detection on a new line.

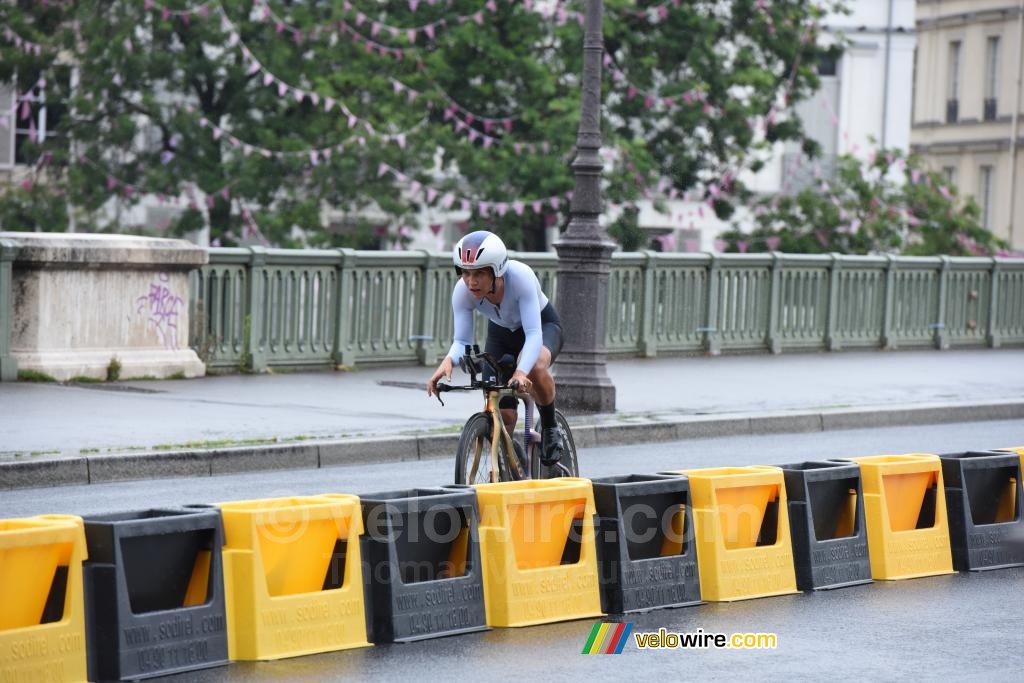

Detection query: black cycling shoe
xmin=541 ymin=426 xmax=565 ymax=466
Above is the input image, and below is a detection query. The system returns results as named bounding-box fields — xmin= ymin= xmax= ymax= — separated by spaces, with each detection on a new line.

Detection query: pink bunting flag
xmin=478 ymin=202 xmax=490 ymax=215
xmin=430 ymin=223 xmax=442 ymax=235
xmin=407 ymin=29 xmax=417 ymax=43
xmin=441 ymin=193 xmax=455 ymax=209
xmin=713 ymin=239 xmax=727 ymax=252
xmin=627 ymin=86 xmax=637 ymax=99
xmin=684 ymin=239 xmax=699 ymax=252
xmin=644 ymin=95 xmax=655 ymax=109
xmin=348 ymin=114 xmax=358 ymax=128
xmin=532 ymin=200 xmax=542 ymax=213
xmin=766 ymin=236 xmax=781 ymax=251
xmin=513 ymin=202 xmax=525 ymax=216
xmin=461 ymin=199 xmax=472 ymax=212
xmin=496 ymin=203 xmax=508 ymax=217
xmin=487 ymin=0 xmax=497 ymax=11
xmin=550 ymin=197 xmax=560 ymax=210
xmin=737 ymin=240 xmax=748 ymax=253
xmin=409 ymin=0 xmax=419 ymax=11
xmin=324 ymin=97 xmax=335 ymax=112
xmin=425 ymin=25 xmax=435 ymax=40
xmin=377 ymin=163 xmax=389 ymax=177
xmin=427 ymin=188 xmax=439 ymax=203
xmin=474 ymin=12 xmax=484 ymax=25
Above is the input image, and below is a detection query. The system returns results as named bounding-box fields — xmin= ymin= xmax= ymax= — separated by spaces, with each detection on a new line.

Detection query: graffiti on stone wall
xmin=136 ymin=273 xmax=183 ymax=349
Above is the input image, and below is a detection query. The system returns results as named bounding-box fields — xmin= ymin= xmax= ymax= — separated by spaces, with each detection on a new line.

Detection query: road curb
xmin=2 ymin=399 xmax=1022 ymax=490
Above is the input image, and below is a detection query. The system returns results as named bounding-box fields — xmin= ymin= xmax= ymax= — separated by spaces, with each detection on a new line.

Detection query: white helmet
xmin=453 ymin=230 xmax=509 ymax=277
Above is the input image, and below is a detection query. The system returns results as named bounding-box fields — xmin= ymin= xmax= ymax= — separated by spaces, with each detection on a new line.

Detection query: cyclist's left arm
xmin=515 ymin=286 xmax=543 ymax=376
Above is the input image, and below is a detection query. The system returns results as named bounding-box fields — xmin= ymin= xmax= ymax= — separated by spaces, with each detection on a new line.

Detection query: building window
xmin=979 ymin=165 xmax=995 ymax=230
xmin=1 ymin=69 xmax=69 ymax=167
xmin=943 ymin=166 xmax=957 ymax=185
xmin=985 ymin=36 xmax=1000 ymax=121
xmin=947 ymin=41 xmax=961 ymax=123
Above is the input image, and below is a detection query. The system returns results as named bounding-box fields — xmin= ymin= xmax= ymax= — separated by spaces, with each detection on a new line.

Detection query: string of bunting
xmin=376 ymin=160 xmax=573 ymax=219
xmin=1 ymin=26 xmax=46 ymax=56
xmin=154 ymin=3 xmax=525 ymax=152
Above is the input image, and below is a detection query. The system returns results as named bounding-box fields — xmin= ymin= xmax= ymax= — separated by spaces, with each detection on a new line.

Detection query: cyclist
xmin=426 ymin=230 xmax=566 ymax=466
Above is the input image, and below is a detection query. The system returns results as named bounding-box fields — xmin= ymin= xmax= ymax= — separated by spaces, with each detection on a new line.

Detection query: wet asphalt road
xmin=2 ymin=419 xmax=1023 ymax=680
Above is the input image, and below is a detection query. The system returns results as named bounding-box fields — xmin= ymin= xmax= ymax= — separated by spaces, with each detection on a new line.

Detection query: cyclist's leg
xmin=484 ymin=322 xmax=521 ymax=433
xmin=528 ymin=305 xmax=566 ymax=465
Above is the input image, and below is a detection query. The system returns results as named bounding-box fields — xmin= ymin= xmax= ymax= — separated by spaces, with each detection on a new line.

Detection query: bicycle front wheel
xmin=531 ymin=410 xmax=580 ymax=479
xmin=454 ymin=413 xmax=511 ymax=485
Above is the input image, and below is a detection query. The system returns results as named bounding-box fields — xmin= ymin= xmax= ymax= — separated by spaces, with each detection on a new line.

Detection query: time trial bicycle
xmin=434 ymin=345 xmax=579 ymax=484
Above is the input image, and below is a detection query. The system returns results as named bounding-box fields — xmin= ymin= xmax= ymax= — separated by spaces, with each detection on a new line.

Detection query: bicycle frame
xmin=482 ymin=387 xmax=537 ymax=482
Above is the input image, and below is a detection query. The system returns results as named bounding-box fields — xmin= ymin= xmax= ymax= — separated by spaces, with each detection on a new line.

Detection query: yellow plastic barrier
xmin=0 ymin=515 xmax=88 ymax=682
xmin=997 ymin=446 xmax=1024 ymax=476
xmin=216 ymin=495 xmax=371 ymax=660
xmin=847 ymin=454 xmax=954 ymax=580
xmin=669 ymin=466 xmax=798 ymax=601
xmin=473 ymin=479 xmax=602 ymax=627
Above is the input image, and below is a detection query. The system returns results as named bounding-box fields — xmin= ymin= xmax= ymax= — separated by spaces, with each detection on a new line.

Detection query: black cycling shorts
xmin=484 ymin=302 xmax=563 ymax=370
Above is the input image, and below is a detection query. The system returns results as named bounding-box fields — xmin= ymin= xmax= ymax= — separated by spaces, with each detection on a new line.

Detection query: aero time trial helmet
xmin=452 ymin=230 xmax=509 ymax=277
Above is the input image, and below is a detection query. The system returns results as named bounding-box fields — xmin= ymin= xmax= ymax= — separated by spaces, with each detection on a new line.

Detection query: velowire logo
xmin=581 ymin=622 xmax=634 ymax=655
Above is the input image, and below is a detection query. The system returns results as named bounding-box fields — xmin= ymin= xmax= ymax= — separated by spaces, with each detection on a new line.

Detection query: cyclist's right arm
xmin=427 ymin=284 xmax=473 ymax=397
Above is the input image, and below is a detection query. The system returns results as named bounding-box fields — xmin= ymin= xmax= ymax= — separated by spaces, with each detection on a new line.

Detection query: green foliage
xmin=0 ymin=0 xmax=845 ymax=250
xmin=607 ymin=206 xmax=645 ymax=252
xmin=106 ymin=356 xmax=122 ymax=382
xmin=721 ymin=150 xmax=1008 ymax=256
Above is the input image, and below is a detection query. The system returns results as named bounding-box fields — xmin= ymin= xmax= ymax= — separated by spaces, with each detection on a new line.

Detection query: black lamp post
xmin=553 ymin=0 xmax=616 ymax=413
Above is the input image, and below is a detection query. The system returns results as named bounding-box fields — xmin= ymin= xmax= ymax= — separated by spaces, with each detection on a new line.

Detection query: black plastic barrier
xmin=779 ymin=461 xmax=872 ymax=591
xmin=939 ymin=451 xmax=1024 ymax=571
xmin=81 ymin=508 xmax=229 ymax=681
xmin=590 ymin=474 xmax=701 ymax=613
xmin=360 ymin=488 xmax=488 ymax=643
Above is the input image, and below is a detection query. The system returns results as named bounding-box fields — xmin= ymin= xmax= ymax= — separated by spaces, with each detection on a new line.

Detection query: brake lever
xmin=434 ymin=384 xmax=447 ymax=406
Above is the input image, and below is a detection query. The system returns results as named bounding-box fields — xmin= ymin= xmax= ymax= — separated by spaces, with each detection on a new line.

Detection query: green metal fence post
xmin=882 ymin=254 xmax=897 ymax=350
xmin=332 ymin=248 xmax=358 ymax=367
xmin=245 ymin=246 xmax=268 ymax=372
xmin=825 ymin=253 xmax=842 ymax=351
xmin=934 ymin=255 xmax=950 ymax=350
xmin=415 ymin=250 xmax=438 ymax=366
xmin=704 ymin=254 xmax=721 ymax=355
xmin=987 ymin=256 xmax=1002 ymax=349
xmin=0 ymin=238 xmax=19 ymax=381
xmin=766 ymin=252 xmax=783 ymax=354
xmin=638 ymin=250 xmax=659 ymax=358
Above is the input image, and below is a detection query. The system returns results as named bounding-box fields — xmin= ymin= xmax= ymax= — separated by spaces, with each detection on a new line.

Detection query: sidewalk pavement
xmin=1 ymin=348 xmax=1022 ymax=490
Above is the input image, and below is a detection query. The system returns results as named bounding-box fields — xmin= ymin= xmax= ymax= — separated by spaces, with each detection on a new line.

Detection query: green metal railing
xmin=185 ymin=249 xmax=1024 ymax=372
xmin=2 ymin=246 xmax=1018 ymax=380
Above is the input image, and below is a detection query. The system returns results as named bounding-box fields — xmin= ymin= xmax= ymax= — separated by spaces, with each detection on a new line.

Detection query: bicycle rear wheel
xmin=531 ymin=410 xmax=579 ymax=479
xmin=454 ymin=413 xmax=512 ymax=484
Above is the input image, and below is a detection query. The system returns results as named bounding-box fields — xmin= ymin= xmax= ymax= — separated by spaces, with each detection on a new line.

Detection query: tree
xmin=0 ymin=0 xmax=843 ymax=249
xmin=718 ymin=149 xmax=1009 ymax=256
